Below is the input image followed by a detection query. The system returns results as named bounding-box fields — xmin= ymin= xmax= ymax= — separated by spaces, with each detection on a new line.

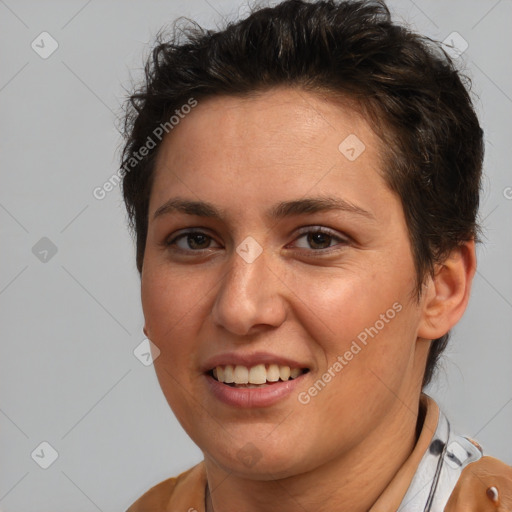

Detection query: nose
xmin=211 ymin=244 xmax=287 ymax=336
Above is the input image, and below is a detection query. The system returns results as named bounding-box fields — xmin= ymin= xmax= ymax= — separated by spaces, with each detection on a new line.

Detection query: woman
xmin=120 ymin=1 xmax=512 ymax=510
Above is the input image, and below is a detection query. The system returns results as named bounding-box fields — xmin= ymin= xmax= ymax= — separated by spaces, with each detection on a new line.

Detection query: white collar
xmin=398 ymin=405 xmax=483 ymax=511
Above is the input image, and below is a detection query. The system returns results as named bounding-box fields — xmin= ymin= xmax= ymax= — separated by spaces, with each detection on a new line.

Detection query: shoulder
xmin=418 ymin=401 xmax=512 ymax=510
xmin=446 ymin=455 xmax=512 ymax=510
xmin=125 ymin=462 xmax=206 ymax=512
xmin=125 ymin=477 xmax=178 ymax=512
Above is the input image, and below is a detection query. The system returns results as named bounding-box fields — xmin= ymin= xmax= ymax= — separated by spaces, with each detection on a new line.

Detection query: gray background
xmin=0 ymin=0 xmax=511 ymax=510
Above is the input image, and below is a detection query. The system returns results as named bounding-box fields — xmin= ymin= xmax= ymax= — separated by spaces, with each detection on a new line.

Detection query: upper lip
xmin=201 ymin=351 xmax=310 ymax=373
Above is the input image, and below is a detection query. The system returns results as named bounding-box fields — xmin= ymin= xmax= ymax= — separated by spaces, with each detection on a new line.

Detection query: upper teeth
xmin=212 ymin=364 xmax=303 ymax=385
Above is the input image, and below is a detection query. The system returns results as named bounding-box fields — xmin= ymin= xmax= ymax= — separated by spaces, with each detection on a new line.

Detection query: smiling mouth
xmin=208 ymin=363 xmax=309 ymax=388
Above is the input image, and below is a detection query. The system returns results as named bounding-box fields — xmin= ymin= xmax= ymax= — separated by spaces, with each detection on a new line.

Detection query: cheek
xmin=141 ymin=263 xmax=219 ymax=387
xmin=290 ymin=260 xmax=419 ymax=392
xmin=289 ymin=264 xmax=408 ymax=346
xmin=326 ymin=301 xmax=420 ymax=401
xmin=141 ymin=270 xmax=194 ymax=378
xmin=142 ymin=267 xmax=209 ymax=424
xmin=141 ymin=264 xmax=204 ymax=338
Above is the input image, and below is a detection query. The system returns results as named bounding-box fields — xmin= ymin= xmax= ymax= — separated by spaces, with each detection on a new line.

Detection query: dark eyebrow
xmin=153 ymin=196 xmax=374 ymax=221
xmin=153 ymin=198 xmax=225 ymax=220
xmin=267 ymin=196 xmax=374 ymax=220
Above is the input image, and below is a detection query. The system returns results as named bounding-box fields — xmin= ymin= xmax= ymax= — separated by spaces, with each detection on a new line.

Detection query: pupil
xmin=308 ymin=232 xmax=331 ymax=249
xmin=189 ymin=234 xmax=209 ymax=249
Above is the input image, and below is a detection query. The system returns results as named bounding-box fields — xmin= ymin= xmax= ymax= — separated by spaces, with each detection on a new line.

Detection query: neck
xmin=204 ymin=396 xmax=424 ymax=512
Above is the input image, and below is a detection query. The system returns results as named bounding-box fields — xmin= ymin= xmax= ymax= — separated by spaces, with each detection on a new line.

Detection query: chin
xmin=206 ymin=442 xmax=310 ymax=480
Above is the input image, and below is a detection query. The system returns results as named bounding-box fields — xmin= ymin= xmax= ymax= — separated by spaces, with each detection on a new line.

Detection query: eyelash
xmin=165 ymin=226 xmax=349 ymax=255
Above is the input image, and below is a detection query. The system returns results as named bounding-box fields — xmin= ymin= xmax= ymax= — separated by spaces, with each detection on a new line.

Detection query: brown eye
xmin=292 ymin=227 xmax=348 ymax=251
xmin=307 ymin=232 xmax=333 ymax=250
xmin=185 ymin=233 xmax=211 ymax=249
xmin=166 ymin=230 xmax=221 ymax=251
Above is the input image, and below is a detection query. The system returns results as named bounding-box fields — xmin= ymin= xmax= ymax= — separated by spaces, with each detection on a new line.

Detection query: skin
xmin=141 ymin=87 xmax=476 ymax=512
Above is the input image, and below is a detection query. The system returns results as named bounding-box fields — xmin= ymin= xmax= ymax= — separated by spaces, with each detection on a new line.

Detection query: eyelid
xmin=165 ymin=227 xmax=221 ymax=248
xmin=291 ymin=225 xmax=350 ymax=244
xmin=295 ymin=225 xmax=347 ymax=236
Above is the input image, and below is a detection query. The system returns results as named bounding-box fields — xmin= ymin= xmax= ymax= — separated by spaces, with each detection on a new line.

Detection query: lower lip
xmin=205 ymin=373 xmax=308 ymax=408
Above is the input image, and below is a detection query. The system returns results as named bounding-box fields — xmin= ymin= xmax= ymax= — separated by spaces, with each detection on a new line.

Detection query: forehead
xmin=156 ymin=87 xmax=379 ymax=165
xmin=150 ymin=87 xmax=394 ymax=220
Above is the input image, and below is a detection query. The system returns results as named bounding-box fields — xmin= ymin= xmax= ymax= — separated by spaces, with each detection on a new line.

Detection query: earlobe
xmin=417 ymin=240 xmax=476 ymax=340
xmin=143 ymin=325 xmax=149 ymax=337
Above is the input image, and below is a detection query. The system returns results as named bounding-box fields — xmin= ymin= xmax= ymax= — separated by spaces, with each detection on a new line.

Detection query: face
xmin=141 ymin=87 xmax=430 ymax=479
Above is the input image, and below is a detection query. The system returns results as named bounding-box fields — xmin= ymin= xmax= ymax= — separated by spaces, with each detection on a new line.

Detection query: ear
xmin=417 ymin=240 xmax=476 ymax=340
xmin=143 ymin=325 xmax=149 ymax=337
